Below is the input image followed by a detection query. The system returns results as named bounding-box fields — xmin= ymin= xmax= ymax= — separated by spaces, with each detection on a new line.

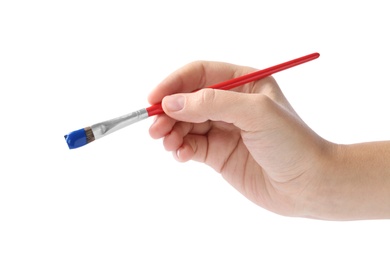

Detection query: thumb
xmin=162 ymin=89 xmax=276 ymax=132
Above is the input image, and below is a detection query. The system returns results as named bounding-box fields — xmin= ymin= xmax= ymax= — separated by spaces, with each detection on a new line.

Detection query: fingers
xmin=150 ymin=114 xmax=212 ymax=139
xmin=147 ymin=61 xmax=250 ymax=105
xmin=163 ymin=121 xmax=211 ymax=150
xmin=162 ymin=88 xmax=277 ymax=132
xmin=171 ymin=135 xmax=208 ymax=163
xmin=149 ymin=114 xmax=176 ymax=139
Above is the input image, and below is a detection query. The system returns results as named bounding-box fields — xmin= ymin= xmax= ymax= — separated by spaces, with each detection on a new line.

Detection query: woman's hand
xmin=148 ymin=61 xmax=390 ymax=220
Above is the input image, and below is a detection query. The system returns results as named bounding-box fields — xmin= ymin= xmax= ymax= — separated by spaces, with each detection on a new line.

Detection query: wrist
xmin=297 ymin=141 xmax=342 ymax=220
xmin=302 ymin=142 xmax=390 ymax=220
xmin=303 ymin=143 xmax=352 ymax=220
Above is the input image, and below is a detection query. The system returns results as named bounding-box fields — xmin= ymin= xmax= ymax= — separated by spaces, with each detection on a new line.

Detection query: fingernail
xmin=164 ymin=95 xmax=185 ymax=112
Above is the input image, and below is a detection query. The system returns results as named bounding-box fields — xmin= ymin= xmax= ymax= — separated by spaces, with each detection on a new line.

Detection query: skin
xmin=148 ymin=61 xmax=390 ymax=220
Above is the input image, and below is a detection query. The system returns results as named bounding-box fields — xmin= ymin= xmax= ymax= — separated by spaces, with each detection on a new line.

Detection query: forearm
xmin=307 ymin=141 xmax=390 ymax=220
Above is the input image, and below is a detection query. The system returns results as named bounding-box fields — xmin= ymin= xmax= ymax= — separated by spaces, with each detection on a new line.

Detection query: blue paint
xmin=64 ymin=128 xmax=87 ymax=149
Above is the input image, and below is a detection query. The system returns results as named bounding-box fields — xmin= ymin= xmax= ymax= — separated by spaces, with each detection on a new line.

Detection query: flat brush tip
xmin=64 ymin=127 xmax=95 ymax=149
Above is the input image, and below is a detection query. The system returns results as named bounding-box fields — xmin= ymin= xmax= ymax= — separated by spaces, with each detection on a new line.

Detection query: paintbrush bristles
xmin=84 ymin=127 xmax=95 ymax=144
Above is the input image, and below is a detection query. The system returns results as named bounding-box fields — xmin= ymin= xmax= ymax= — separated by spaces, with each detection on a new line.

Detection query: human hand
xmin=148 ymin=61 xmax=333 ymax=217
xmin=148 ymin=61 xmax=390 ymax=220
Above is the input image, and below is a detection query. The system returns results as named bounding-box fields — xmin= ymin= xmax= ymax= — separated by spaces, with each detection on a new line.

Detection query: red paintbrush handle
xmin=146 ymin=103 xmax=164 ymax=116
xmin=146 ymin=52 xmax=319 ymax=117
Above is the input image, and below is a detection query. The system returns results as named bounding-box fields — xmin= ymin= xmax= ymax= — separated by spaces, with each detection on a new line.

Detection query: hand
xmin=148 ymin=61 xmax=390 ymax=220
xmin=148 ymin=61 xmax=331 ymax=217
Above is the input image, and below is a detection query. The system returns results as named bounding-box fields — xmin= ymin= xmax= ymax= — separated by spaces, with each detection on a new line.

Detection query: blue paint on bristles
xmin=64 ymin=128 xmax=88 ymax=149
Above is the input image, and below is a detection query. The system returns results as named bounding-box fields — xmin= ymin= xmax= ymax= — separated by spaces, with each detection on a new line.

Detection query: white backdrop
xmin=1 ymin=1 xmax=389 ymax=259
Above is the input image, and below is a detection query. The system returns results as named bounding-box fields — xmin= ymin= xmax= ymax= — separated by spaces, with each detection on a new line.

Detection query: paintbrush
xmin=64 ymin=52 xmax=320 ymax=149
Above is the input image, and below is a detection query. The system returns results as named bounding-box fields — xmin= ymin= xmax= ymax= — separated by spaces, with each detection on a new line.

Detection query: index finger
xmin=147 ymin=61 xmax=253 ymax=105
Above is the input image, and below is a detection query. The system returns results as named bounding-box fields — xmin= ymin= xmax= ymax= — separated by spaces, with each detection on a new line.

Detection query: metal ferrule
xmin=90 ymin=108 xmax=148 ymax=140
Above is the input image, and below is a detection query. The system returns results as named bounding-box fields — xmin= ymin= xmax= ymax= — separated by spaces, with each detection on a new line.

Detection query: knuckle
xmin=200 ymin=88 xmax=217 ymax=104
xmin=253 ymin=94 xmax=275 ymax=114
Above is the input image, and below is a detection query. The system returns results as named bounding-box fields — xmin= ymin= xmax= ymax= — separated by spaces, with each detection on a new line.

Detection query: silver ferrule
xmin=90 ymin=108 xmax=148 ymax=140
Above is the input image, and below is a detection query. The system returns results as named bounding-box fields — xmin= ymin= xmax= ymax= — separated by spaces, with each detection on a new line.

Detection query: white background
xmin=1 ymin=1 xmax=389 ymax=259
